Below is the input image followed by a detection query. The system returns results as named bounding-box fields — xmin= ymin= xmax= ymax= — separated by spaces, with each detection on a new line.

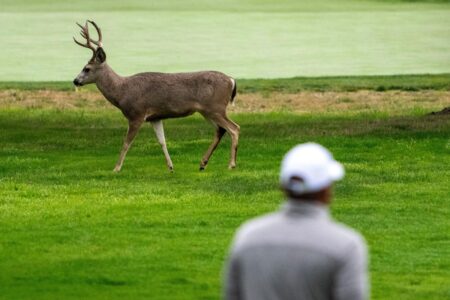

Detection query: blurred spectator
xmin=224 ymin=143 xmax=369 ymax=300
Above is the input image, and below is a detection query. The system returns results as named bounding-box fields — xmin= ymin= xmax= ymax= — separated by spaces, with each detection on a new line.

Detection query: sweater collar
xmin=282 ymin=199 xmax=330 ymax=219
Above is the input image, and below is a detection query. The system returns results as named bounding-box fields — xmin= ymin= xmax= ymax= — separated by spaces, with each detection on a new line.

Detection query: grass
xmin=3 ymin=0 xmax=450 ymax=12
xmin=1 ymin=0 xmax=449 ymax=298
xmin=0 ymin=0 xmax=449 ymax=80
xmin=1 ymin=73 xmax=449 ymax=93
xmin=0 ymin=103 xmax=449 ymax=299
xmin=237 ymin=74 xmax=450 ymax=93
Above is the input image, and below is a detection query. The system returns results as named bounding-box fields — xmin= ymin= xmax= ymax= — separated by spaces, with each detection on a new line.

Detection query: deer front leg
xmin=113 ymin=119 xmax=143 ymax=172
xmin=151 ymin=120 xmax=174 ymax=171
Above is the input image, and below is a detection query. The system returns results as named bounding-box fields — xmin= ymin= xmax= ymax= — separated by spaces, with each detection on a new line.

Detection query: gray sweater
xmin=224 ymin=200 xmax=369 ymax=300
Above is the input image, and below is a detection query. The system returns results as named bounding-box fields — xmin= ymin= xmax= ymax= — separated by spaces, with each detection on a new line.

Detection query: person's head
xmin=280 ymin=143 xmax=344 ymax=204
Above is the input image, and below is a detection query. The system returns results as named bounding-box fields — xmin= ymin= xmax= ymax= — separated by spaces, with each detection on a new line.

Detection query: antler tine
xmin=72 ymin=37 xmax=95 ymax=54
xmin=80 ymin=31 xmax=88 ymax=39
xmin=76 ymin=22 xmax=84 ymax=31
xmin=77 ymin=22 xmax=90 ymax=41
xmin=73 ymin=21 xmax=96 ymax=54
xmin=87 ymin=20 xmax=103 ymax=48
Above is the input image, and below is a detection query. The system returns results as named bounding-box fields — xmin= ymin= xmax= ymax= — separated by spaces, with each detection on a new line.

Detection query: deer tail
xmin=230 ymin=78 xmax=237 ymax=106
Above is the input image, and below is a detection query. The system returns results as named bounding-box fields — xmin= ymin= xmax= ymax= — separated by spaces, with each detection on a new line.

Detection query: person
xmin=224 ymin=143 xmax=369 ymax=300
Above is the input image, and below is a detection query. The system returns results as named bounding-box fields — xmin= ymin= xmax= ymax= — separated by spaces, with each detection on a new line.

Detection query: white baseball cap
xmin=280 ymin=143 xmax=344 ymax=194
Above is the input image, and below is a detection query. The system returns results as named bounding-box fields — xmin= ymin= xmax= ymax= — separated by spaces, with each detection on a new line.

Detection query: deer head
xmin=73 ymin=20 xmax=106 ymax=86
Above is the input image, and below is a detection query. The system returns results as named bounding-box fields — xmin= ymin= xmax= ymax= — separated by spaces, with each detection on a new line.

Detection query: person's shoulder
xmin=232 ymin=212 xmax=282 ymax=248
xmin=238 ymin=212 xmax=281 ymax=236
xmin=328 ymin=221 xmax=367 ymax=249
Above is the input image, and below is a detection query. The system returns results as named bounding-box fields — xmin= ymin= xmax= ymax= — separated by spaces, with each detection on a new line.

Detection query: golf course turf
xmin=1 ymin=0 xmax=449 ymax=299
xmin=1 ymin=76 xmax=449 ymax=299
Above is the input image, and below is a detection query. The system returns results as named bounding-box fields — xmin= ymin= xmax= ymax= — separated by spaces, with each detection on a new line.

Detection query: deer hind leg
xmin=199 ymin=125 xmax=227 ymax=170
xmin=224 ymin=116 xmax=240 ymax=169
xmin=204 ymin=114 xmax=240 ymax=170
xmin=114 ymin=119 xmax=144 ymax=172
xmin=151 ymin=120 xmax=174 ymax=171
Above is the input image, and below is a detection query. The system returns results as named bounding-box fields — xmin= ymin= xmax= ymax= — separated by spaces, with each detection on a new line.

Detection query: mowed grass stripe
xmin=3 ymin=0 xmax=450 ymax=13
xmin=0 ymin=109 xmax=449 ymax=299
xmin=1 ymin=74 xmax=450 ymax=92
xmin=0 ymin=0 xmax=449 ymax=80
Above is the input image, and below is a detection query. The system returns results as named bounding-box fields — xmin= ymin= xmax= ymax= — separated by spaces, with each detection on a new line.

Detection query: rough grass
xmin=0 ymin=88 xmax=449 ymax=116
xmin=0 ymin=89 xmax=449 ymax=299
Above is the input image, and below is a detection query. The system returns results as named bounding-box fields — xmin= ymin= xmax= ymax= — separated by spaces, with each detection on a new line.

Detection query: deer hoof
xmin=113 ymin=166 xmax=121 ymax=172
xmin=228 ymin=164 xmax=236 ymax=170
xmin=168 ymin=166 xmax=174 ymax=172
xmin=199 ymin=160 xmax=208 ymax=171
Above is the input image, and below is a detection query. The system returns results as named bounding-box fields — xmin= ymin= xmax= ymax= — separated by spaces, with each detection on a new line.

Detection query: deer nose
xmin=73 ymin=79 xmax=81 ymax=86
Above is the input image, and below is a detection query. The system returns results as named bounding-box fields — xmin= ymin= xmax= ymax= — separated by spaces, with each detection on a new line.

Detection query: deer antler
xmin=73 ymin=21 xmax=96 ymax=56
xmin=86 ymin=20 xmax=103 ymax=48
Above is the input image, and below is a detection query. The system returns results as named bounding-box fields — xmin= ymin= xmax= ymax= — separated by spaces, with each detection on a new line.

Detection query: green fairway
xmin=1 ymin=0 xmax=450 ymax=298
xmin=1 ymin=102 xmax=449 ymax=299
xmin=0 ymin=0 xmax=449 ymax=80
xmin=2 ymin=73 xmax=450 ymax=93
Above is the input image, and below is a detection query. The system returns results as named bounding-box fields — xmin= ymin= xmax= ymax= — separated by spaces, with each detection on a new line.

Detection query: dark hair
xmin=283 ymin=176 xmax=328 ymax=201
xmin=284 ymin=189 xmax=323 ymax=201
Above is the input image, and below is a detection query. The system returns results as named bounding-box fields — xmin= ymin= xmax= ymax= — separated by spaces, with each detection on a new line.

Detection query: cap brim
xmin=328 ymin=161 xmax=345 ymax=181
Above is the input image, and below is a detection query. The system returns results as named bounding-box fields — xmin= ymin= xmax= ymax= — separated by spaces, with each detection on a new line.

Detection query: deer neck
xmin=95 ymin=64 xmax=125 ymax=108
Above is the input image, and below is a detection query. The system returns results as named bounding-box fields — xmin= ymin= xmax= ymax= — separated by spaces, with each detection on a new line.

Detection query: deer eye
xmin=83 ymin=67 xmax=91 ymax=73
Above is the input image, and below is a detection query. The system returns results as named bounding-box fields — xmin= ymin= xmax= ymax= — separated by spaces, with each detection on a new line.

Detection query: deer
xmin=72 ymin=20 xmax=239 ymax=172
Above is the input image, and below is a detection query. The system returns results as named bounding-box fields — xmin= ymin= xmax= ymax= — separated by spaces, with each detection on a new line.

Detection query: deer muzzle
xmin=73 ymin=79 xmax=83 ymax=87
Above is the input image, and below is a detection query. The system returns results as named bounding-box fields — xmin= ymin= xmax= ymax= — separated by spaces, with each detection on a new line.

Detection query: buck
xmin=73 ymin=21 xmax=239 ymax=172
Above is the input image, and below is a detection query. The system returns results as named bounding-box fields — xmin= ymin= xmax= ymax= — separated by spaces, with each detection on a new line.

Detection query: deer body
xmin=96 ymin=69 xmax=233 ymax=121
xmin=73 ymin=21 xmax=239 ymax=172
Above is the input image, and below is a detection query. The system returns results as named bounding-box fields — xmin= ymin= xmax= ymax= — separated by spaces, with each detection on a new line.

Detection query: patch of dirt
xmin=229 ymin=90 xmax=450 ymax=114
xmin=0 ymin=89 xmax=449 ymax=115
xmin=0 ymin=89 xmax=109 ymax=110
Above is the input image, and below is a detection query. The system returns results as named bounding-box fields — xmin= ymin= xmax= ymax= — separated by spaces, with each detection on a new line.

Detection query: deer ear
xmin=94 ymin=48 xmax=106 ymax=63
